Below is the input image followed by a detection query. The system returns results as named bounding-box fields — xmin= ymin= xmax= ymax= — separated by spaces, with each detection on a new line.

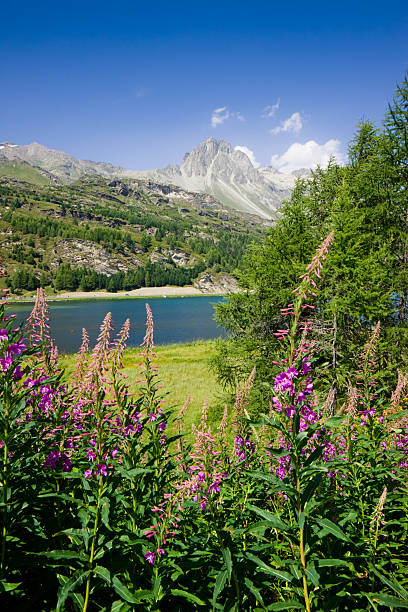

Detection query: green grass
xmin=0 ymin=161 xmax=50 ymax=185
xmin=59 ymin=340 xmax=226 ymax=433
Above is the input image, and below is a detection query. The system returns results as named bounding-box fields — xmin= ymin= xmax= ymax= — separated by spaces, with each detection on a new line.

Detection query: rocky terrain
xmin=0 ymin=139 xmax=305 ymax=218
xmin=134 ymin=138 xmax=298 ymax=218
xmin=194 ymin=272 xmax=239 ymax=294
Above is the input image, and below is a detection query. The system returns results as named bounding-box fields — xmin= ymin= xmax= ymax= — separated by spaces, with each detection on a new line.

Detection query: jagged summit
xmin=0 ymin=138 xmax=301 ymax=218
xmin=134 ymin=137 xmax=296 ymax=218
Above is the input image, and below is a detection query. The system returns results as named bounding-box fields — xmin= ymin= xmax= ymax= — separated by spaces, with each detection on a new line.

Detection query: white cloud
xmin=271 ymin=139 xmax=344 ymax=173
xmin=262 ymin=99 xmax=280 ymax=118
xmin=234 ymin=145 xmax=260 ymax=168
xmin=211 ymin=107 xmax=245 ymax=128
xmin=136 ymin=88 xmax=146 ymax=98
xmin=270 ymin=111 xmax=303 ymax=135
xmin=211 ymin=107 xmax=229 ymax=127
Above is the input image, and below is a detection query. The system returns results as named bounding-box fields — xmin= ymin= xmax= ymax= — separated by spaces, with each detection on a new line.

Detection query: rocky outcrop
xmin=150 ymin=248 xmax=197 ymax=267
xmin=150 ymin=250 xmax=169 ymax=264
xmin=194 ymin=272 xmax=239 ymax=294
xmin=163 ymin=248 xmax=191 ymax=267
xmin=50 ymin=239 xmax=142 ymax=275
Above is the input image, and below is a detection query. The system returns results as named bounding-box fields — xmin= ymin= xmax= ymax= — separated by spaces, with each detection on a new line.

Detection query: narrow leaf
xmin=246 ymin=552 xmax=293 ymax=583
xmin=367 ymin=593 xmax=408 ymax=608
xmin=213 ymin=570 xmax=228 ymax=603
xmin=171 ymin=589 xmax=206 ymax=606
xmin=112 ymin=577 xmax=151 ymax=604
xmin=247 ymin=504 xmax=289 ymax=531
xmin=315 ymin=518 xmax=350 ymax=542
xmin=222 ymin=547 xmax=232 ymax=580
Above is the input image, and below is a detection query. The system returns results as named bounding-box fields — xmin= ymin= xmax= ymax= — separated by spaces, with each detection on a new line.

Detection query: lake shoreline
xmin=7 ymin=285 xmax=227 ymax=303
xmin=7 ymin=294 xmax=227 ymax=353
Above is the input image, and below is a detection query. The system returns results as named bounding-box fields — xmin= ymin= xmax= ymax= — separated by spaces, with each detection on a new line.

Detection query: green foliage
xmin=0 ymin=249 xmax=408 ymax=610
xmin=212 ymin=76 xmax=408 ymax=399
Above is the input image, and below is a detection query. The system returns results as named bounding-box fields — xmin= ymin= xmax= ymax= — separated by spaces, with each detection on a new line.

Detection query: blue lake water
xmin=6 ymin=296 xmax=227 ymax=354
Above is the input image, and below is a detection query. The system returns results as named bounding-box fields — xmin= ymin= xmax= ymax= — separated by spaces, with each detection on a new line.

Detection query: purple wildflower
xmin=144 ymin=551 xmax=155 ymax=564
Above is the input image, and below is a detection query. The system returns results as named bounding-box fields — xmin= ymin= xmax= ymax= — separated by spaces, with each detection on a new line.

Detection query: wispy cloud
xmin=211 ymin=106 xmax=245 ymax=128
xmin=270 ymin=111 xmax=303 ymax=135
xmin=136 ymin=88 xmax=147 ymax=98
xmin=234 ymin=145 xmax=260 ymax=168
xmin=271 ymin=139 xmax=345 ymax=173
xmin=262 ymin=99 xmax=280 ymax=118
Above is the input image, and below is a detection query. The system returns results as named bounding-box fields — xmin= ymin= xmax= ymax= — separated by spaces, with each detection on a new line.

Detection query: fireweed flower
xmin=0 ymin=356 xmax=12 ymax=372
xmin=44 ymin=451 xmax=72 ymax=472
xmin=95 ymin=463 xmax=108 ymax=477
xmin=12 ymin=365 xmax=24 ymax=380
xmin=144 ymin=551 xmax=155 ymax=565
xmin=8 ymin=339 xmax=26 ymax=356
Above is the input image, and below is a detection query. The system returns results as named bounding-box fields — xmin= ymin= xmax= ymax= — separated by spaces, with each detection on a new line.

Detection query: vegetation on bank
xmin=0 ymin=236 xmax=407 ymax=610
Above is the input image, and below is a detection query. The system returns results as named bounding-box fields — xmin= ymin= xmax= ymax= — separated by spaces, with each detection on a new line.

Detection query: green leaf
xmin=68 ymin=590 xmax=85 ymax=610
xmin=94 ymin=565 xmax=111 ymax=584
xmin=305 ymin=565 xmax=320 ymax=587
xmin=324 ymin=415 xmax=347 ymax=428
xmin=171 ymin=589 xmax=206 ymax=606
xmin=222 ymin=547 xmax=232 ymax=580
xmin=302 ymin=445 xmax=324 ymax=467
xmin=366 ymin=593 xmax=408 ymax=608
xmin=111 ymin=600 xmax=131 ymax=612
xmin=317 ymin=558 xmax=352 ymax=568
xmin=40 ymin=550 xmax=85 ymax=561
xmin=213 ymin=570 xmax=228 ymax=603
xmin=100 ymin=497 xmax=111 ymax=530
xmin=56 ymin=570 xmax=90 ymax=611
xmin=369 ymin=566 xmax=408 ymax=600
xmin=246 ymin=553 xmax=293 ymax=583
xmin=112 ymin=577 xmax=152 ymax=604
xmin=268 ymin=600 xmax=304 ymax=610
xmin=301 ymin=476 xmax=323 ymax=509
xmin=247 ymin=504 xmax=289 ymax=531
xmin=315 ymin=518 xmax=350 ymax=542
xmin=297 ymin=511 xmax=305 ymax=530
xmin=0 ymin=580 xmax=21 ymax=593
xmin=244 ymin=577 xmax=264 ymax=607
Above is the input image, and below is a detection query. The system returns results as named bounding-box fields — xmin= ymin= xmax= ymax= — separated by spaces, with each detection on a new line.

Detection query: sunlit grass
xmin=59 ymin=340 xmax=226 ymax=432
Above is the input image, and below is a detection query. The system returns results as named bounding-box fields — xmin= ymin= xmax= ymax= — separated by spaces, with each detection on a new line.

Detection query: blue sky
xmin=1 ymin=0 xmax=407 ymax=172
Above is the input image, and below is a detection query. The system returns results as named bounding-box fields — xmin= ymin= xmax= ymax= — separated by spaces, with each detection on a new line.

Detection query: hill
xmin=0 ymin=174 xmax=267 ymax=294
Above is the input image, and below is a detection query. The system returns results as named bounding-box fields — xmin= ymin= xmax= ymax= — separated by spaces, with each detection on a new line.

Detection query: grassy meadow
xmin=59 ymin=340 xmax=226 ymax=433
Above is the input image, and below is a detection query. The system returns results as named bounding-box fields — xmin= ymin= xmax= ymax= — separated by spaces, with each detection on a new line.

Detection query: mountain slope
xmin=131 ymin=138 xmax=296 ymax=218
xmin=0 ymin=156 xmax=53 ymax=186
xmin=0 ymin=139 xmax=300 ymax=218
xmin=0 ymin=175 xmax=267 ymax=294
xmin=0 ymin=142 xmax=124 ymax=183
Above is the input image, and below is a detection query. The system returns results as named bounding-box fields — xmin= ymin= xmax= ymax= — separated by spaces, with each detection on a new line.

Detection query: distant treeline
xmin=7 ymin=261 xmax=207 ymax=292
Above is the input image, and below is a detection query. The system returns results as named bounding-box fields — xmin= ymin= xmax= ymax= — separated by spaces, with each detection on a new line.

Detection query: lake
xmin=6 ymin=296 xmax=227 ymax=354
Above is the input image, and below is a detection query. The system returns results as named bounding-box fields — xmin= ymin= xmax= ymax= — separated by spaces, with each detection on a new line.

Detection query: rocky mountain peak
xmin=0 ymin=138 xmax=299 ymax=218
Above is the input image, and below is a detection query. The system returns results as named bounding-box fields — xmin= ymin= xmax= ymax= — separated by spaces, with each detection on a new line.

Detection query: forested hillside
xmin=0 ymin=175 xmax=266 ymax=293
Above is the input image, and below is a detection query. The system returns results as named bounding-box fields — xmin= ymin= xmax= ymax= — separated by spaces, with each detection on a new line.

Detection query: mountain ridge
xmin=0 ymin=138 xmax=304 ymax=218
